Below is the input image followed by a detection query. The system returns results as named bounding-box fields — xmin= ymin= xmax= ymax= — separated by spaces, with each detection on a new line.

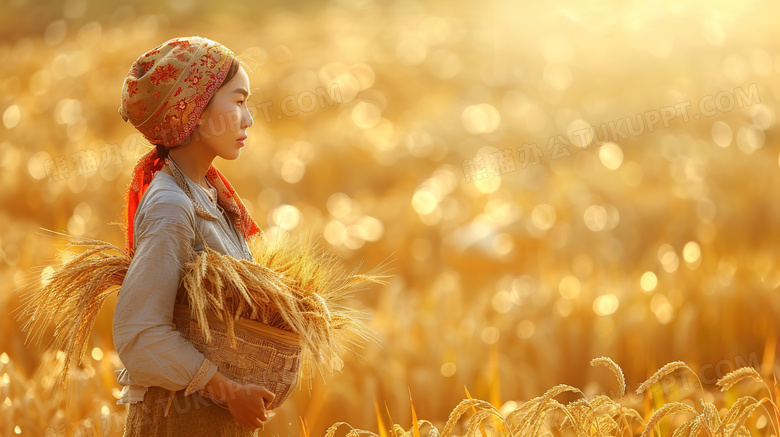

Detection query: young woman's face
xmin=196 ymin=65 xmax=254 ymax=160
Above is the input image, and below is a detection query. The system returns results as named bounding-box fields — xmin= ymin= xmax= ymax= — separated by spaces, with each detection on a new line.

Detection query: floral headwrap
xmin=119 ymin=36 xmax=262 ymax=257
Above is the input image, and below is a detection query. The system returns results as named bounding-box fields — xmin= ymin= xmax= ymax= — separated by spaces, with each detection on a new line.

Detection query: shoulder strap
xmin=192 ymin=218 xmax=208 ymax=250
xmin=162 ymin=156 xmax=213 ymax=251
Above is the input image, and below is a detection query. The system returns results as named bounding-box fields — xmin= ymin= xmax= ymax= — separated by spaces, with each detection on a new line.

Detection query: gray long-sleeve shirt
xmin=112 ymin=168 xmax=254 ymax=404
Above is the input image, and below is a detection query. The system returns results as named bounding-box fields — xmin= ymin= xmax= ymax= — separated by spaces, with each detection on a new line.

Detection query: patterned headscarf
xmin=118 ymin=36 xmax=262 ymax=257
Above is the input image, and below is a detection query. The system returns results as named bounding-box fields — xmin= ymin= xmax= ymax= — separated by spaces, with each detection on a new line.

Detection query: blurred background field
xmin=2 ymin=0 xmax=780 ymax=435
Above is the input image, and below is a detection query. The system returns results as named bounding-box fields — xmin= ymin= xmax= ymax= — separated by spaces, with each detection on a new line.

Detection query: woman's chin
xmin=219 ymin=149 xmax=242 ymax=160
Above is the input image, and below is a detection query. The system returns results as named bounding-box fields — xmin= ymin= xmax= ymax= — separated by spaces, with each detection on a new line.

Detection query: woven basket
xmin=172 ymin=302 xmax=302 ymax=411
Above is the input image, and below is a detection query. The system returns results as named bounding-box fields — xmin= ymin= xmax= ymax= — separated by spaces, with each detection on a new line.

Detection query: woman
xmin=114 ymin=36 xmax=273 ymax=436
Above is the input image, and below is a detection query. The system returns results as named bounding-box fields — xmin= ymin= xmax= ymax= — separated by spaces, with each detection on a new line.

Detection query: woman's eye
xmin=238 ymin=100 xmax=244 ymax=106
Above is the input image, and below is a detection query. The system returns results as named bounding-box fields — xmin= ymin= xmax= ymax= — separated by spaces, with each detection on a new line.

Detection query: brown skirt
xmin=122 ymin=386 xmax=255 ymax=437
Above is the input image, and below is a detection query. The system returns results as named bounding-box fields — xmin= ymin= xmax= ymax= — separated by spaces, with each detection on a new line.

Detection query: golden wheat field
xmin=2 ymin=0 xmax=780 ymax=436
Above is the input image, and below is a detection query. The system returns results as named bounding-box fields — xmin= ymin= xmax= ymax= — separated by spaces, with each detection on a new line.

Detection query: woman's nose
xmin=243 ymin=106 xmax=254 ymax=129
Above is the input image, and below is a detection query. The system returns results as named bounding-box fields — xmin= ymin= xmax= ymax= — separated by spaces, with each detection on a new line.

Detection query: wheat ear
xmin=640 ymin=402 xmax=698 ymax=437
xmin=717 ymin=367 xmax=763 ymax=391
xmin=591 ymin=356 xmax=626 ymax=397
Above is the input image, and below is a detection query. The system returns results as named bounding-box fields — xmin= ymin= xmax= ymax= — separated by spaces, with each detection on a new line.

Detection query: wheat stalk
xmin=637 ymin=362 xmax=690 ymax=394
xmin=324 ymin=422 xmax=379 ymax=437
xmin=12 ymin=228 xmax=131 ymax=399
xmin=544 ymin=399 xmax=588 ymax=437
xmin=181 ymin=228 xmax=394 ymax=376
xmin=640 ymin=402 xmax=698 ymax=437
xmin=700 ymin=400 xmax=721 ymax=433
xmin=717 ymin=367 xmax=764 ymax=391
xmin=441 ymin=398 xmax=508 ymax=437
xmin=526 ymin=385 xmax=585 ymax=429
xmin=564 ymin=397 xmax=619 ymax=435
xmin=723 ymin=399 xmax=762 ymax=437
xmin=441 ymin=399 xmax=494 ymax=437
xmin=673 ymin=417 xmax=699 ymax=437
xmin=591 ymin=356 xmax=626 ymax=397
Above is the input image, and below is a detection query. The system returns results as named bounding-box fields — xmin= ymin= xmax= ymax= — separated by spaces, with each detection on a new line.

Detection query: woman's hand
xmin=203 ymin=370 xmax=276 ymax=430
xmin=228 ymin=383 xmax=276 ymax=430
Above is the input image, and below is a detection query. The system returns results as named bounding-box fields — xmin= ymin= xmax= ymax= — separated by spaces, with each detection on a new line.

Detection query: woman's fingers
xmin=231 ymin=384 xmax=275 ymax=427
xmin=259 ymin=386 xmax=276 ymax=405
xmin=250 ymin=385 xmax=274 ymax=421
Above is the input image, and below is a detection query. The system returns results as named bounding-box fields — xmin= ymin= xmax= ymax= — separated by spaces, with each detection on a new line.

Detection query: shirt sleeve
xmin=112 ymin=195 xmax=218 ymax=394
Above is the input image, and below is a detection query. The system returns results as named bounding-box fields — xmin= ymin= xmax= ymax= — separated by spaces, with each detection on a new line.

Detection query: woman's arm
xmin=112 ymin=192 xmax=217 ymax=395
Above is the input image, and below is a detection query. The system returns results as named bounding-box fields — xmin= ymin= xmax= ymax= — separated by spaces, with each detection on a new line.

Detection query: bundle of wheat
xmin=13 ymin=229 xmax=132 ymax=397
xmin=14 ymin=226 xmax=392 ymax=399
xmin=180 ymin=226 xmax=393 ymax=377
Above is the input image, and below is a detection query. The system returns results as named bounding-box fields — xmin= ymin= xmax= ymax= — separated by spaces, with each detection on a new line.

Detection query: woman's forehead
xmin=220 ymin=68 xmax=251 ymax=95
